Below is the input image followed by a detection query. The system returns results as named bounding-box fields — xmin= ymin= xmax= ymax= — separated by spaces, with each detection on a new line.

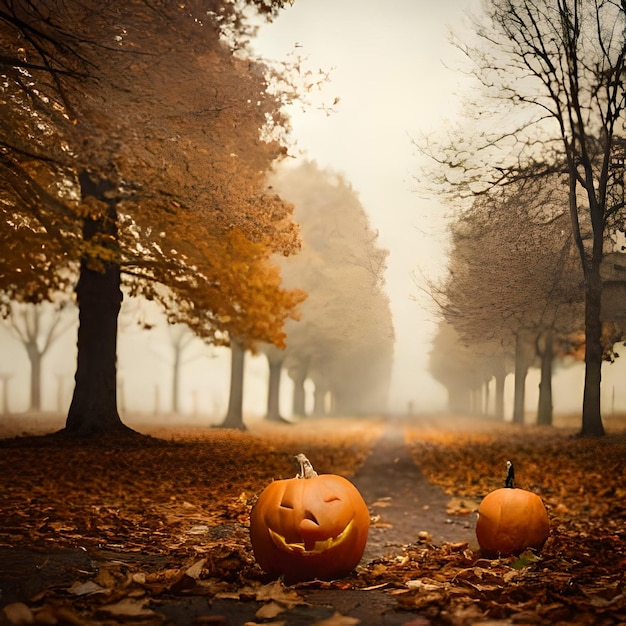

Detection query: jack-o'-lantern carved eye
xmin=249 ymin=453 xmax=370 ymax=584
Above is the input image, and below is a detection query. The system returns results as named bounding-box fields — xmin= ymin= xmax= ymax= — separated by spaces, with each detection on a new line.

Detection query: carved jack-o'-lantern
xmin=249 ymin=453 xmax=370 ymax=583
xmin=476 ymin=461 xmax=550 ymax=556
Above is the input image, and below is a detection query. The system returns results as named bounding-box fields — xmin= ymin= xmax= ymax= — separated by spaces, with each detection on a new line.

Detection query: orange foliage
xmin=1 ymin=0 xmax=302 ymax=345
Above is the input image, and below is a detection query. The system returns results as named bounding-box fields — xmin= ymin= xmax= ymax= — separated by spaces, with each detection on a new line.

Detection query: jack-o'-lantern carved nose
xmin=299 ymin=511 xmax=320 ymax=536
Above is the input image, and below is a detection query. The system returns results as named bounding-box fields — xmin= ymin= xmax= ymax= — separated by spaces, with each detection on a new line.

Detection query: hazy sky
xmin=253 ymin=0 xmax=478 ymax=412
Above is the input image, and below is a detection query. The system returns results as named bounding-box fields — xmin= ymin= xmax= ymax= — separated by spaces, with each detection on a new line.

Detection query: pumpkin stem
xmin=295 ymin=453 xmax=319 ymax=479
xmin=505 ymin=460 xmax=515 ymax=488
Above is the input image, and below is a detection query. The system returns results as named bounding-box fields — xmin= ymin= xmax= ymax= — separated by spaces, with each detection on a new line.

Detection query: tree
xmin=425 ymin=0 xmax=626 ymax=435
xmin=221 ymin=338 xmax=247 ymax=430
xmin=165 ymin=324 xmax=200 ymax=415
xmin=0 ymin=300 xmax=75 ymax=411
xmin=1 ymin=0 xmax=302 ymax=436
xmin=262 ymin=343 xmax=288 ymax=422
xmin=213 ymin=237 xmax=306 ymax=429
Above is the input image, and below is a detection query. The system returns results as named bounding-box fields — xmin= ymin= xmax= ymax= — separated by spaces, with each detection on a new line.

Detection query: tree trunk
xmin=265 ymin=354 xmax=285 ymax=422
xmin=448 ymin=385 xmax=470 ymax=414
xmin=290 ymin=357 xmax=309 ymax=417
xmin=292 ymin=374 xmax=306 ymax=417
xmin=471 ymin=387 xmax=482 ymax=414
xmin=1 ymin=375 xmax=11 ymax=414
xmin=172 ymin=345 xmax=181 ymax=414
xmin=537 ymin=329 xmax=553 ymax=426
xmin=512 ymin=332 xmax=531 ymax=425
xmin=26 ymin=342 xmax=42 ymax=411
xmin=312 ymin=386 xmax=326 ymax=417
xmin=484 ymin=379 xmax=490 ymax=415
xmin=581 ymin=258 xmax=605 ymax=435
xmin=494 ymin=360 xmax=506 ymax=421
xmin=65 ymin=173 xmax=127 ymax=436
xmin=220 ymin=338 xmax=246 ymax=429
xmin=479 ymin=385 xmax=485 ymax=414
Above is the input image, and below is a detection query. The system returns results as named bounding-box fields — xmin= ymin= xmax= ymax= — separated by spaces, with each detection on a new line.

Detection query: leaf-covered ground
xmin=398 ymin=416 xmax=626 ymax=625
xmin=0 ymin=413 xmax=624 ymax=625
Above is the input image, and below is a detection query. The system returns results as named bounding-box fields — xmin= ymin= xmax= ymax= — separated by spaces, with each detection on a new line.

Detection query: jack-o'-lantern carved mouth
xmin=268 ymin=520 xmax=355 ymax=555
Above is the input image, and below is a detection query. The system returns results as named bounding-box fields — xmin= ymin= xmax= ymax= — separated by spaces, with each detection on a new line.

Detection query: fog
xmin=2 ymin=300 xmax=626 ymax=422
xmin=250 ymin=0 xmax=478 ymax=413
xmin=2 ymin=0 xmax=625 ymax=423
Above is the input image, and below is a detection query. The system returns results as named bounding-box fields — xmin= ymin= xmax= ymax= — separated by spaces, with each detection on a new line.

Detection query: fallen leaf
xmin=446 ymin=497 xmax=479 ymax=515
xmin=255 ymin=601 xmax=286 ymax=619
xmin=187 ymin=525 xmax=210 ymax=534
xmin=313 ymin=612 xmax=360 ymax=626
xmin=510 ymin=549 xmax=542 ymax=569
xmin=2 ymin=602 xmax=34 ymax=625
xmin=254 ymin=580 xmax=305 ymax=608
xmin=406 ymin=578 xmax=446 ymax=592
xmin=99 ymin=598 xmax=158 ymax=618
xmin=67 ymin=580 xmax=108 ymax=596
xmin=371 ymin=499 xmax=392 ymax=508
xmin=185 ymin=558 xmax=207 ymax=579
xmin=372 ymin=521 xmax=393 ymax=529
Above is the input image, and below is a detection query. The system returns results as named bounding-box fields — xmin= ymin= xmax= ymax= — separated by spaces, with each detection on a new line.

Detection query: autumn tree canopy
xmin=1 ymin=0 xmax=303 ymax=435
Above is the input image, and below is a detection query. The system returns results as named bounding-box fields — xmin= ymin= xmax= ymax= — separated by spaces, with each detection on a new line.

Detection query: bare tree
xmin=1 ymin=301 xmax=75 ymax=411
xmin=165 ymin=324 xmax=201 ymax=415
xmin=425 ymin=0 xmax=626 ymax=435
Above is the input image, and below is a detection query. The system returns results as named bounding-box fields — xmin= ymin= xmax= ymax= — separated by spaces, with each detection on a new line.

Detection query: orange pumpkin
xmin=475 ymin=461 xmax=549 ymax=556
xmin=249 ymin=453 xmax=370 ymax=583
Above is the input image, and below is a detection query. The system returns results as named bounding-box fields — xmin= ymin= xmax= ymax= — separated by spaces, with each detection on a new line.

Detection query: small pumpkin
xmin=475 ymin=461 xmax=550 ymax=556
xmin=249 ymin=453 xmax=370 ymax=583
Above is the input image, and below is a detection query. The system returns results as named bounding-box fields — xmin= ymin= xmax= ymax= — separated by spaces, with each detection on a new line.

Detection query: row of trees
xmin=422 ymin=0 xmax=626 ymax=435
xmin=260 ymin=161 xmax=393 ymax=423
xmin=0 ymin=0 xmax=313 ymax=435
xmin=428 ymin=173 xmax=623 ymax=423
xmin=128 ymin=161 xmax=393 ymax=429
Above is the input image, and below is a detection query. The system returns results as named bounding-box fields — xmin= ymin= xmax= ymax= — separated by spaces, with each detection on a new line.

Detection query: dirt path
xmin=351 ymin=418 xmax=476 ymax=564
xmin=288 ymin=418 xmax=479 ymax=624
